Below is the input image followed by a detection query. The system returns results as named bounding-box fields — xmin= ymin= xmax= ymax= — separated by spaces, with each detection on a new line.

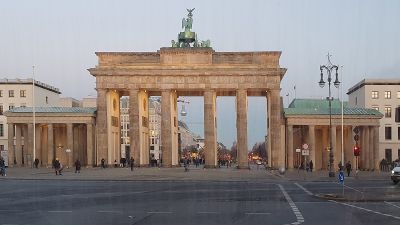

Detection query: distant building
xmin=0 ymin=78 xmax=60 ymax=157
xmin=59 ymin=97 xmax=80 ymax=107
xmin=347 ymin=79 xmax=400 ymax=162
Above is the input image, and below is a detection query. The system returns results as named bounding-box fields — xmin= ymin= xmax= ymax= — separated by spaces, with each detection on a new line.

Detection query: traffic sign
xmin=301 ymin=150 xmax=309 ymax=156
xmin=295 ymin=148 xmax=301 ymax=153
xmin=302 ymin=143 xmax=309 ymax=150
xmin=338 ymin=171 xmax=344 ymax=184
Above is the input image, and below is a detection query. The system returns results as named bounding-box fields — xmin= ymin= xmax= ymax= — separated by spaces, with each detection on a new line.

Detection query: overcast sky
xmin=1 ymin=0 xmax=399 ymax=149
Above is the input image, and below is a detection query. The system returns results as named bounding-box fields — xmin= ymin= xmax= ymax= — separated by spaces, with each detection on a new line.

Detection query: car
xmin=391 ymin=164 xmax=400 ymax=184
xmin=255 ymin=160 xmax=262 ymax=165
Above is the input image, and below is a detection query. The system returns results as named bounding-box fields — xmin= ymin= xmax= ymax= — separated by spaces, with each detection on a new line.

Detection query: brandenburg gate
xmin=88 ymin=9 xmax=287 ymax=169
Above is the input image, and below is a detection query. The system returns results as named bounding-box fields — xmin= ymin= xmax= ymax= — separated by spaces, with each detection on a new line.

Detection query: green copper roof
xmin=7 ymin=107 xmax=97 ymax=114
xmin=285 ymin=99 xmax=382 ymax=116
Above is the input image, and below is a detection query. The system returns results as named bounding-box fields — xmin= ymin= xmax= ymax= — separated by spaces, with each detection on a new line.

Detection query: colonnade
xmin=7 ymin=122 xmax=95 ymax=167
xmin=96 ymin=88 xmax=283 ymax=169
xmin=286 ymin=125 xmax=380 ymax=170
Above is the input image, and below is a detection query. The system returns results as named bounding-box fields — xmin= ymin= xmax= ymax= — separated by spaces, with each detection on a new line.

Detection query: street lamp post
xmin=319 ymin=53 xmax=340 ymax=178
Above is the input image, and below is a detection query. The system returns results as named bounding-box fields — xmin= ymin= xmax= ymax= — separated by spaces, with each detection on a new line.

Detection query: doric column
xmin=161 ymin=90 xmax=178 ymax=167
xmin=27 ymin=123 xmax=33 ymax=167
xmin=236 ymin=89 xmax=249 ymax=169
xmin=368 ymin=126 xmax=374 ymax=170
xmin=287 ymin=125 xmax=294 ymax=169
xmin=129 ymin=89 xmax=150 ymax=167
xmin=67 ymin=123 xmax=73 ymax=168
xmin=7 ymin=123 xmax=14 ymax=166
xmin=15 ymin=124 xmax=22 ymax=166
xmin=96 ymin=88 xmax=108 ymax=165
xmin=106 ymin=90 xmax=120 ymax=165
xmin=331 ymin=125 xmax=337 ymax=169
xmin=35 ymin=125 xmax=41 ymax=165
xmin=47 ymin=124 xmax=54 ymax=166
xmin=361 ymin=127 xmax=368 ymax=170
xmin=373 ymin=126 xmax=379 ymax=170
xmin=268 ymin=89 xmax=282 ymax=168
xmin=308 ymin=125 xmax=316 ymax=170
xmin=321 ymin=127 xmax=328 ymax=170
xmin=204 ymin=90 xmax=217 ymax=168
xmin=86 ymin=123 xmax=94 ymax=166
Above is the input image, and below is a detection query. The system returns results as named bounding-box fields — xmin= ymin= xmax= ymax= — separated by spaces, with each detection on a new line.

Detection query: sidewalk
xmin=0 ymin=165 xmax=279 ymax=182
xmin=273 ymin=169 xmax=391 ymax=182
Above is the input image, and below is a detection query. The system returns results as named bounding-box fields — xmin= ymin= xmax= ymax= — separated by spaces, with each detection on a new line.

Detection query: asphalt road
xmin=0 ymin=179 xmax=399 ymax=225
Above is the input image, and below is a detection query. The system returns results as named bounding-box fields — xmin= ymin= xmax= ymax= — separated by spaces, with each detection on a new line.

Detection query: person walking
xmin=0 ymin=156 xmax=6 ymax=176
xmin=345 ymin=161 xmax=352 ymax=177
xmin=309 ymin=160 xmax=314 ymax=172
xmin=74 ymin=159 xmax=81 ymax=173
xmin=34 ymin=158 xmax=39 ymax=169
xmin=54 ymin=158 xmax=62 ymax=175
xmin=130 ymin=157 xmax=134 ymax=171
xmin=101 ymin=158 xmax=106 ymax=169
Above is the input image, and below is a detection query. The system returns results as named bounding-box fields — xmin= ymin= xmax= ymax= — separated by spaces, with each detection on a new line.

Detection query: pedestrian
xmin=54 ymin=158 xmax=62 ymax=175
xmin=346 ymin=161 xmax=352 ymax=177
xmin=309 ymin=160 xmax=314 ymax=172
xmin=114 ymin=160 xmax=118 ymax=168
xmin=101 ymin=158 xmax=105 ymax=169
xmin=34 ymin=158 xmax=39 ymax=169
xmin=74 ymin=159 xmax=81 ymax=173
xmin=338 ymin=161 xmax=343 ymax=171
xmin=306 ymin=161 xmax=310 ymax=172
xmin=0 ymin=156 xmax=6 ymax=176
xmin=130 ymin=157 xmax=134 ymax=171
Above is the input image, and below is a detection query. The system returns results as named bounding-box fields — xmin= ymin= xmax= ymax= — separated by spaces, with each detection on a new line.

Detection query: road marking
xmin=48 ymin=211 xmax=72 ymax=213
xmin=97 ymin=210 xmax=123 ymax=213
xmin=329 ymin=200 xmax=400 ymax=220
xmin=197 ymin=211 xmax=219 ymax=214
xmin=278 ymin=184 xmax=305 ymax=225
xmin=294 ymin=183 xmax=313 ymax=196
xmin=147 ymin=211 xmax=172 ymax=214
xmin=385 ymin=201 xmax=400 ymax=209
xmin=245 ymin=212 xmax=271 ymax=215
xmin=0 ymin=210 xmax=22 ymax=212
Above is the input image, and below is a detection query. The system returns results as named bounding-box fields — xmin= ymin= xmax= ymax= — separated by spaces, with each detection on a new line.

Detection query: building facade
xmin=0 ymin=79 xmax=60 ymax=157
xmin=347 ymin=79 xmax=400 ymax=162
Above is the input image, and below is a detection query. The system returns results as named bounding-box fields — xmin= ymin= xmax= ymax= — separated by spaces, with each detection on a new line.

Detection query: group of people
xmin=299 ymin=160 xmax=314 ymax=172
xmin=380 ymin=158 xmax=400 ymax=171
xmin=101 ymin=157 xmax=135 ymax=171
xmin=338 ymin=161 xmax=353 ymax=177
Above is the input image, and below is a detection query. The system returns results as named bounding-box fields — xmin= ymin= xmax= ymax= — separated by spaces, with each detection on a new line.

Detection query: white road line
xmin=278 ymin=184 xmax=305 ymax=225
xmin=385 ymin=201 xmax=400 ymax=209
xmin=97 ymin=210 xmax=123 ymax=213
xmin=245 ymin=212 xmax=271 ymax=215
xmin=294 ymin=183 xmax=313 ymax=196
xmin=147 ymin=211 xmax=172 ymax=214
xmin=329 ymin=200 xmax=400 ymax=220
xmin=197 ymin=211 xmax=219 ymax=214
xmin=47 ymin=211 xmax=72 ymax=213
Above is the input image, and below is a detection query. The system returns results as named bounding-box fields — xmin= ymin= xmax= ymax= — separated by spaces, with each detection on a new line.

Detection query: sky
xmin=1 ymin=0 xmax=399 ymax=149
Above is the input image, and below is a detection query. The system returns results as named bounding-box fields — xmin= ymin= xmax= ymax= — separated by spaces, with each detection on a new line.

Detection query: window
xmin=45 ymin=96 xmax=48 ymax=104
xmin=398 ymin=149 xmax=400 ymax=160
xmin=0 ymin=105 xmax=3 ymax=115
xmin=355 ymin=96 xmax=358 ymax=105
xmin=9 ymin=90 xmax=14 ymax=97
xmin=398 ymin=127 xmax=400 ymax=140
xmin=0 ymin=124 xmax=3 ymax=137
xmin=385 ymin=126 xmax=392 ymax=140
xmin=20 ymin=90 xmax=26 ymax=97
xmin=9 ymin=104 xmax=14 ymax=110
xmin=372 ymin=106 xmax=379 ymax=111
xmin=371 ymin=91 xmax=378 ymax=99
xmin=385 ymin=149 xmax=392 ymax=162
xmin=398 ymin=91 xmax=400 ymax=99
xmin=384 ymin=91 xmax=391 ymax=99
xmin=0 ymin=145 xmax=3 ymax=151
xmin=0 ymin=90 xmax=2 ymax=97
xmin=385 ymin=106 xmax=391 ymax=118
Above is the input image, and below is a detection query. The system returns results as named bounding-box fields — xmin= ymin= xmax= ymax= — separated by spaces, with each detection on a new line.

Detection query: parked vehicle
xmin=391 ymin=163 xmax=400 ymax=184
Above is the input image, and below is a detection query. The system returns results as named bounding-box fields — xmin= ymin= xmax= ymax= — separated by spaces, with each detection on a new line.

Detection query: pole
xmin=32 ymin=66 xmax=36 ymax=167
xmin=341 ymin=66 xmax=344 ymax=166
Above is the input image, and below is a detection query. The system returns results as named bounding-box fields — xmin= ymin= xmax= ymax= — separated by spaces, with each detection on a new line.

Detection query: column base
xmin=203 ymin=165 xmax=218 ymax=169
xmin=236 ymin=165 xmax=250 ymax=170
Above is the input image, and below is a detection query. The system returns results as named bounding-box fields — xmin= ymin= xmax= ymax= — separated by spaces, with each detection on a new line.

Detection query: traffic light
xmin=353 ymin=146 xmax=361 ymax=156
